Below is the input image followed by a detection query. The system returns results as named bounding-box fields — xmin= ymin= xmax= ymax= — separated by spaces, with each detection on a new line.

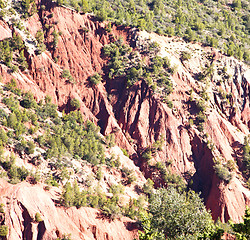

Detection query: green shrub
xmin=243 ymin=136 xmax=250 ymax=176
xmin=0 ymin=203 xmax=4 ymax=213
xmin=0 ymin=129 xmax=8 ymax=146
xmin=148 ymin=188 xmax=215 ymax=240
xmin=61 ymin=182 xmax=75 ymax=207
xmin=196 ymin=112 xmax=206 ymax=123
xmin=166 ymin=99 xmax=173 ymax=108
xmin=52 ymin=30 xmax=59 ymax=49
xmin=143 ymin=178 xmax=154 ymax=195
xmin=89 ymin=73 xmax=102 ymax=85
xmin=214 ymin=162 xmax=232 ymax=183
xmin=20 ymin=99 xmax=32 ymax=109
xmin=70 ymin=98 xmax=80 ymax=110
xmin=61 ymin=70 xmax=74 ymax=83
xmin=162 ymin=171 xmax=186 ymax=192
xmin=101 ymin=205 xmax=121 ymax=220
xmin=17 ymin=50 xmax=28 ymax=71
xmin=121 ymin=167 xmax=135 ymax=184
xmin=196 ymin=99 xmax=206 ymax=113
xmin=230 ymin=207 xmax=250 ymax=240
xmin=0 ymin=225 xmax=8 ymax=237
xmin=142 ymin=149 xmax=152 ymax=161
xmin=105 ymin=134 xmax=115 ymax=147
xmin=35 ymin=212 xmax=43 ymax=222
xmin=0 ymin=0 xmax=6 ymax=8
xmin=45 ymin=175 xmax=59 ymax=187
xmin=109 ymin=183 xmax=124 ymax=195
xmin=2 ymin=96 xmax=19 ymax=110
xmin=56 ymin=234 xmax=72 ymax=240
xmin=35 ymin=30 xmax=46 ymax=54
xmin=61 ymin=70 xmax=71 ymax=78
xmin=96 ymin=167 xmax=102 ymax=180
xmin=121 ymin=148 xmax=129 ymax=157
xmin=26 ymin=141 xmax=35 ymax=154
xmin=7 ymin=113 xmax=18 ymax=129
xmin=181 ymin=51 xmax=191 ymax=61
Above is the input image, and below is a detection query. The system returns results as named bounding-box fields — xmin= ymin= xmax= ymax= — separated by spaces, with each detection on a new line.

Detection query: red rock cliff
xmin=0 ymin=179 xmax=139 ymax=240
xmin=0 ymin=0 xmax=249 ymax=226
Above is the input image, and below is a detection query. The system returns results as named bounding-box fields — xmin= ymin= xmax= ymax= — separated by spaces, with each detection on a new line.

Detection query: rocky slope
xmin=0 ymin=179 xmax=139 ymax=240
xmin=0 ymin=0 xmax=249 ymax=237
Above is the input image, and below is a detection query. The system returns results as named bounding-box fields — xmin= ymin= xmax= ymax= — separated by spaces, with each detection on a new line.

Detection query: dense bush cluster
xmin=0 ymin=80 xmax=249 ymax=240
xmin=194 ymin=98 xmax=207 ymax=132
xmin=58 ymin=0 xmax=250 ymax=63
xmin=13 ymin=0 xmax=37 ymax=18
xmin=61 ymin=181 xmax=147 ymax=220
xmin=0 ymin=154 xmax=29 ymax=184
xmin=0 ymin=80 xmax=107 ymax=187
xmin=41 ymin=113 xmax=105 ymax=165
xmin=0 ymin=33 xmax=27 ymax=71
xmin=103 ymin=39 xmax=173 ymax=96
xmin=35 ymin=30 xmax=46 ymax=54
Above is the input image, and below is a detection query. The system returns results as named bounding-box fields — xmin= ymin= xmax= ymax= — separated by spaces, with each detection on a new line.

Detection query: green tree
xmin=143 ymin=178 xmax=154 ymax=195
xmin=185 ymin=27 xmax=196 ymax=42
xmin=181 ymin=51 xmax=191 ymax=61
xmin=52 ymin=30 xmax=59 ymax=49
xmin=149 ymin=187 xmax=214 ymax=239
xmin=27 ymin=141 xmax=35 ymax=154
xmin=35 ymin=30 xmax=46 ymax=54
xmin=0 ymin=129 xmax=8 ymax=146
xmin=7 ymin=112 xmax=18 ymax=129
xmin=231 ymin=207 xmax=250 ymax=240
xmin=0 ymin=203 xmax=5 ymax=213
xmin=139 ymin=212 xmax=165 ymax=240
xmin=12 ymin=33 xmax=24 ymax=50
xmin=62 ymin=182 xmax=75 ymax=207
xmin=18 ymin=50 xmax=28 ymax=70
xmin=243 ymin=136 xmax=250 ymax=175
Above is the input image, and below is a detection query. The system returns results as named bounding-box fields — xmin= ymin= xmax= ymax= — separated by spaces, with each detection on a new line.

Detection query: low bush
xmin=61 ymin=70 xmax=74 ymax=83
xmin=35 ymin=212 xmax=43 ymax=222
xmin=181 ymin=51 xmax=191 ymax=61
xmin=0 ymin=203 xmax=4 ymax=213
xmin=89 ymin=73 xmax=102 ymax=85
xmin=214 ymin=161 xmax=232 ymax=183
xmin=0 ymin=225 xmax=8 ymax=237
xmin=70 ymin=98 xmax=80 ymax=110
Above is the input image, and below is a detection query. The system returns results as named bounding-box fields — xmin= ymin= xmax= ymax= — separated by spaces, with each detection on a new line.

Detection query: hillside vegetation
xmin=58 ymin=0 xmax=250 ymax=63
xmin=0 ymin=0 xmax=249 ymax=239
xmin=0 ymin=80 xmax=226 ymax=239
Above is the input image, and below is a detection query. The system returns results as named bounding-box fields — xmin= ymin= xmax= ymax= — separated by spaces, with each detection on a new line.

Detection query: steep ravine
xmin=0 ymin=0 xmax=249 ymax=227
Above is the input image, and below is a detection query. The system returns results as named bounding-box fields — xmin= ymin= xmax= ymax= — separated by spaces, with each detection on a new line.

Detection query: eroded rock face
xmin=0 ymin=179 xmax=139 ymax=240
xmin=0 ymin=0 xmax=249 ymax=225
xmin=0 ymin=20 xmax=12 ymax=41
